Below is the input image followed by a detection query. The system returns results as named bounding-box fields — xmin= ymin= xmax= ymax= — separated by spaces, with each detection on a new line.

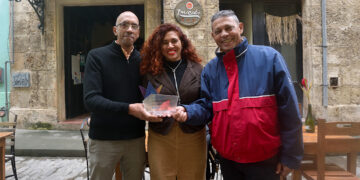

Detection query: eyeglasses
xmin=116 ymin=22 xmax=140 ymax=30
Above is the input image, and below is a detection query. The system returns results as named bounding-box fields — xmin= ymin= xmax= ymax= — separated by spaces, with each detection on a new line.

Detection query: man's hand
xmin=172 ymin=106 xmax=188 ymax=122
xmin=276 ymin=163 xmax=293 ymax=177
xmin=129 ymin=103 xmax=163 ymax=122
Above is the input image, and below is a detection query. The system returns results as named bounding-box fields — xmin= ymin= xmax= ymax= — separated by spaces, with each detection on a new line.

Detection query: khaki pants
xmin=88 ymin=137 xmax=146 ymax=180
xmin=148 ymin=123 xmax=207 ymax=180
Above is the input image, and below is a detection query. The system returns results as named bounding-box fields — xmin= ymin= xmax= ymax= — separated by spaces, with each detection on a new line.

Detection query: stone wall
xmin=10 ymin=0 xmax=57 ymax=128
xmin=302 ymin=0 xmax=360 ymax=121
xmin=163 ymin=0 xmax=219 ymax=64
xmin=10 ymin=0 xmax=360 ymax=128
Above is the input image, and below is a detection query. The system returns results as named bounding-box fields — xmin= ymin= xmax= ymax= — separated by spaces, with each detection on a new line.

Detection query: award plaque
xmin=143 ymin=94 xmax=179 ymax=116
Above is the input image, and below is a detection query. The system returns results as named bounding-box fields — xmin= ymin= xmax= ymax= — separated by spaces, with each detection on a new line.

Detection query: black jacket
xmin=143 ymin=60 xmax=205 ymax=135
xmin=83 ymin=41 xmax=145 ymax=140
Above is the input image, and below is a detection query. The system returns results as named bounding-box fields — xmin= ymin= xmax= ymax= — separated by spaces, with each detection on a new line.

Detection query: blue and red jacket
xmin=184 ymin=38 xmax=303 ymax=169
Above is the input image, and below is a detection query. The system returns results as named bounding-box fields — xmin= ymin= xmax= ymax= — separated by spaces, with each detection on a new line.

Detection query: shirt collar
xmin=215 ymin=37 xmax=249 ymax=59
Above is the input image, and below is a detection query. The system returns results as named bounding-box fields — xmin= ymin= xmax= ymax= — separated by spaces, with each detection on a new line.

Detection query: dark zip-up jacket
xmin=143 ymin=60 xmax=204 ymax=135
xmin=83 ymin=41 xmax=145 ymax=140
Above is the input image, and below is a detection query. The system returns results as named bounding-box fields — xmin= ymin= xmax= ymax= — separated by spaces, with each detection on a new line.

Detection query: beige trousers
xmin=148 ymin=123 xmax=207 ymax=180
xmin=88 ymin=137 xmax=145 ymax=180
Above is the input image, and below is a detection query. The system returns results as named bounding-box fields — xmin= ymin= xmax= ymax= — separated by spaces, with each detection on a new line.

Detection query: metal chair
xmin=0 ymin=113 xmax=18 ymax=180
xmin=79 ymin=118 xmax=89 ymax=180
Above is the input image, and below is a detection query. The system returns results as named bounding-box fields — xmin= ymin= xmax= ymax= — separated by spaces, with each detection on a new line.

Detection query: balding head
xmin=113 ymin=11 xmax=140 ymax=50
xmin=116 ymin=11 xmax=139 ymax=26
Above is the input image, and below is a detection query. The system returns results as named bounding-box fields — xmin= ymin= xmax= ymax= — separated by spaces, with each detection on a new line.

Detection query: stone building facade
xmin=9 ymin=0 xmax=360 ymax=128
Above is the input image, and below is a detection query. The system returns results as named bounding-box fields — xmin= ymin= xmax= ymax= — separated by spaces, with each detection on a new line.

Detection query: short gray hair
xmin=211 ymin=10 xmax=240 ymax=24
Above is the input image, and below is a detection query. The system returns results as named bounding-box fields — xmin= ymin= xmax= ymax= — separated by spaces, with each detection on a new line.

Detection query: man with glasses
xmin=84 ymin=11 xmax=161 ymax=180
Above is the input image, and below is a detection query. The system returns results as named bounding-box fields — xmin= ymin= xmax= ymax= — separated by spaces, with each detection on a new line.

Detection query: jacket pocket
xmin=210 ymin=100 xmax=229 ymax=156
xmin=231 ymin=95 xmax=280 ymax=160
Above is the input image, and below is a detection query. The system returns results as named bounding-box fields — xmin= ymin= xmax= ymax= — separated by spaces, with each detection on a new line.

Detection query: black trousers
xmin=220 ymin=155 xmax=280 ymax=180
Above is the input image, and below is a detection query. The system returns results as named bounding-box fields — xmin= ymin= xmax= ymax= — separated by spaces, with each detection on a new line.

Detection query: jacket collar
xmin=215 ymin=37 xmax=249 ymax=59
xmin=150 ymin=60 xmax=196 ymax=94
xmin=111 ymin=41 xmax=137 ymax=61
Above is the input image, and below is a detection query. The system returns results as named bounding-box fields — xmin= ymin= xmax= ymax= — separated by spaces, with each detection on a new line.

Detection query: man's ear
xmin=238 ymin=22 xmax=244 ymax=35
xmin=113 ymin=26 xmax=117 ymax=35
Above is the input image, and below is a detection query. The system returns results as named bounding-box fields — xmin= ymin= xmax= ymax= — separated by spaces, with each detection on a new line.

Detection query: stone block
xmin=310 ymin=47 xmax=322 ymax=66
xmin=303 ymin=6 xmax=321 ymax=29
xmin=45 ymin=51 xmax=57 ymax=70
xmin=24 ymin=52 xmax=47 ymax=71
xmin=311 ymin=65 xmax=322 ymax=85
xmin=206 ymin=46 xmax=217 ymax=62
xmin=339 ymin=105 xmax=360 ymax=122
xmin=326 ymin=106 xmax=340 ymax=122
xmin=45 ymin=31 xmax=55 ymax=51
xmin=14 ymin=1 xmax=33 ymax=13
xmin=38 ymin=71 xmax=56 ymax=90
xmin=14 ymin=35 xmax=30 ymax=53
xmin=45 ymin=12 xmax=55 ymax=33
xmin=327 ymin=5 xmax=352 ymax=28
xmin=309 ymin=28 xmax=322 ymax=47
xmin=327 ymin=46 xmax=359 ymax=66
xmin=350 ymin=87 xmax=360 ymax=104
xmin=310 ymin=86 xmax=323 ymax=106
xmin=45 ymin=0 xmax=56 ymax=12
xmin=327 ymin=27 xmax=360 ymax=47
xmin=10 ymin=89 xmax=31 ymax=108
xmin=328 ymin=86 xmax=351 ymax=105
xmin=188 ymin=28 xmax=206 ymax=46
xmin=11 ymin=53 xmax=26 ymax=70
xmin=10 ymin=108 xmax=58 ymax=128
xmin=29 ymin=34 xmax=42 ymax=52
xmin=341 ymin=66 xmax=360 ymax=86
xmin=303 ymin=0 xmax=321 ymax=6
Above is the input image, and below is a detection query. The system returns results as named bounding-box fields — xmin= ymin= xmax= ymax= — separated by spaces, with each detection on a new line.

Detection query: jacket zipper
xmin=171 ymin=69 xmax=181 ymax=105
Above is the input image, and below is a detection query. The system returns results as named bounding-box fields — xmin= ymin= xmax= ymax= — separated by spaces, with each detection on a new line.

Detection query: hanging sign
xmin=174 ymin=0 xmax=203 ymax=26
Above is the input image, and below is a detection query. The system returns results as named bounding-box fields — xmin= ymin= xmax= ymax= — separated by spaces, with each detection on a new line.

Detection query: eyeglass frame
xmin=115 ymin=22 xmax=140 ymax=30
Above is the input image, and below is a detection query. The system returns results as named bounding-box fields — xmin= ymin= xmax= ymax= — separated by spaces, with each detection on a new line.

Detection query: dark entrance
xmin=220 ymin=0 xmax=303 ymax=106
xmin=64 ymin=5 xmax=144 ymax=119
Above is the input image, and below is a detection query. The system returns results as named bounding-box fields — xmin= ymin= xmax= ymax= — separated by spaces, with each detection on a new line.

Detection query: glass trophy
xmin=143 ymin=94 xmax=179 ymax=116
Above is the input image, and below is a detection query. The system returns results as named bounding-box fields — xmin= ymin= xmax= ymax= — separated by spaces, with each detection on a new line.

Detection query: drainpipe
xmin=4 ymin=0 xmax=16 ymax=122
xmin=161 ymin=0 xmax=164 ymax=24
xmin=321 ymin=0 xmax=328 ymax=107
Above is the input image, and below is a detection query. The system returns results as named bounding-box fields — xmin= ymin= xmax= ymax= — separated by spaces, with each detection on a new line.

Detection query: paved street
xmin=5 ymin=157 xmax=88 ymax=180
xmin=3 ymin=155 xmax=360 ymax=180
xmin=5 ymin=156 xmax=151 ymax=180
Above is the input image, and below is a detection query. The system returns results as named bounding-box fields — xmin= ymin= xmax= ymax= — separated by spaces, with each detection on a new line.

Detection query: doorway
xmin=63 ymin=5 xmax=145 ymax=119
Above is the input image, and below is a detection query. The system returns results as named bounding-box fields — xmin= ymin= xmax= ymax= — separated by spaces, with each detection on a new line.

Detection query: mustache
xmin=123 ymin=32 xmax=134 ymax=37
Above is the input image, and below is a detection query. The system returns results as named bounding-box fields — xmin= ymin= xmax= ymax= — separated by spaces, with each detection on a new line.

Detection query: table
xmin=292 ymin=128 xmax=357 ymax=180
xmin=0 ymin=132 xmax=13 ymax=180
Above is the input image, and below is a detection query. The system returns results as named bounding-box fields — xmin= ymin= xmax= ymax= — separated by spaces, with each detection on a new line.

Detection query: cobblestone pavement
xmin=5 ymin=156 xmax=150 ymax=180
xmin=3 ymin=156 xmax=359 ymax=180
xmin=5 ymin=157 xmax=87 ymax=180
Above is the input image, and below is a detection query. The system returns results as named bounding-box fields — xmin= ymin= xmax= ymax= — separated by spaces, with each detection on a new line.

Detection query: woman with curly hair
xmin=140 ymin=23 xmax=206 ymax=180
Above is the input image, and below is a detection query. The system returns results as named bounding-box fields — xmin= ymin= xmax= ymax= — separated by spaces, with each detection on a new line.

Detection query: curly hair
xmin=140 ymin=23 xmax=202 ymax=75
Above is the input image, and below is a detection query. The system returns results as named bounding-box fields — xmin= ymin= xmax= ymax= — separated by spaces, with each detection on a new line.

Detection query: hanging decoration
xmin=265 ymin=13 xmax=301 ymax=45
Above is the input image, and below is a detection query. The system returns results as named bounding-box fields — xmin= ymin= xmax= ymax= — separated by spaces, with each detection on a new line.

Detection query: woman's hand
xmin=172 ymin=106 xmax=188 ymax=122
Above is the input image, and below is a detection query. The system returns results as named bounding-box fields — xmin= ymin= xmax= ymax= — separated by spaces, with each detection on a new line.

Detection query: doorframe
xmin=55 ymin=0 xmax=160 ymax=121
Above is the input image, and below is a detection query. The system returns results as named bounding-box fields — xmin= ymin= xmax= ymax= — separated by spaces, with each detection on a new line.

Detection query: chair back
xmin=316 ymin=119 xmax=360 ymax=180
xmin=0 ymin=114 xmax=17 ymax=151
